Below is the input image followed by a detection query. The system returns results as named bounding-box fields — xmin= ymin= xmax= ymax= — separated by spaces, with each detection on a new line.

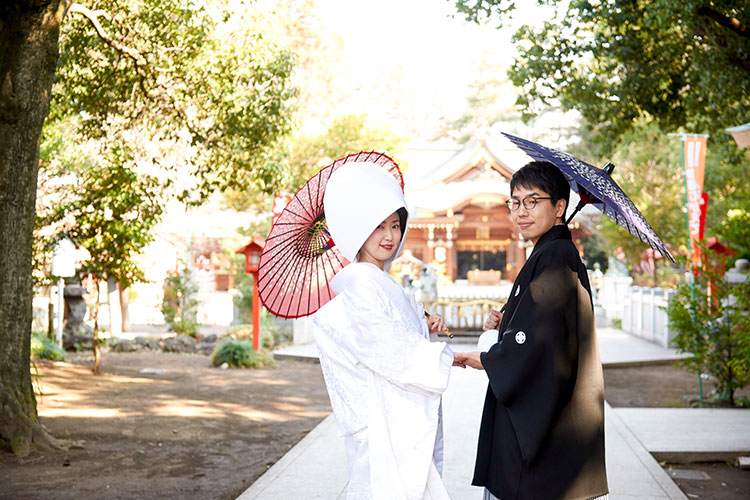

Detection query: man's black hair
xmin=510 ymin=161 xmax=570 ymax=219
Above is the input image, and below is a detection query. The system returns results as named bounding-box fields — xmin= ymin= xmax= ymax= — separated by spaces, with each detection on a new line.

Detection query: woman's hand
xmin=426 ymin=313 xmax=447 ymax=334
xmin=452 ymin=352 xmax=466 ymax=368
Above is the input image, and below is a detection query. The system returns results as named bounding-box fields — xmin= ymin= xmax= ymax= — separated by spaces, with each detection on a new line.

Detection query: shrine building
xmin=401 ymin=135 xmax=589 ymax=284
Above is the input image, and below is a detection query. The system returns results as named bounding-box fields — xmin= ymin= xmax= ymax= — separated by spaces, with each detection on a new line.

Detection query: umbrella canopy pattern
xmin=502 ymin=132 xmax=675 ymax=262
xmin=257 ymin=152 xmax=404 ymax=318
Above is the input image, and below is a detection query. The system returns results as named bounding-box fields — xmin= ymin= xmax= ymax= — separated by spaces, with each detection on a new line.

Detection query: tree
xmin=592 ymin=120 xmax=686 ymax=284
xmin=450 ymin=0 xmax=749 ymax=267
xmin=223 ymin=114 xmax=408 ymax=211
xmin=38 ymin=141 xmax=163 ymax=373
xmin=667 ymin=244 xmax=750 ymax=407
xmin=452 ymin=0 xmax=749 ymax=148
xmin=286 ymin=114 xmax=408 ymax=190
xmin=1 ymin=0 xmax=67 ymax=458
xmin=54 ymin=0 xmax=296 ymax=204
xmin=1 ymin=0 xmax=295 ymax=456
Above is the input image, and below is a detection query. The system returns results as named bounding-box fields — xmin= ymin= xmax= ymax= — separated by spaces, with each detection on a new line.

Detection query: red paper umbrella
xmin=257 ymin=152 xmax=404 ymax=318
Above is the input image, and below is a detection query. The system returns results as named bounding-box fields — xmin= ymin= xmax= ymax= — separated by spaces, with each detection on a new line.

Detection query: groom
xmin=456 ymin=161 xmax=609 ymax=500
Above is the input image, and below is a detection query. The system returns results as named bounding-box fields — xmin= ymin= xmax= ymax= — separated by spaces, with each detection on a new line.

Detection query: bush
xmin=211 ymin=338 xmax=275 ymax=368
xmin=667 ymin=246 xmax=750 ymax=407
xmin=162 ymin=266 xmax=199 ymax=336
xmin=30 ymin=331 xmax=67 ymax=362
xmin=225 ymin=323 xmax=281 ymax=350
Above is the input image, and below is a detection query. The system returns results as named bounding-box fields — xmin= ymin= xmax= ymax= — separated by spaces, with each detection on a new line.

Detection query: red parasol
xmin=257 ymin=152 xmax=404 ymax=318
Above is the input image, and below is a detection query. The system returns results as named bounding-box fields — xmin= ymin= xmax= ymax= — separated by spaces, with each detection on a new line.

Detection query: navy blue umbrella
xmin=502 ymin=132 xmax=675 ymax=263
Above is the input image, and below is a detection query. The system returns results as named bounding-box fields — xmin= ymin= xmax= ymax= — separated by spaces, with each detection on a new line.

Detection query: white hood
xmin=323 ymin=161 xmax=410 ymax=271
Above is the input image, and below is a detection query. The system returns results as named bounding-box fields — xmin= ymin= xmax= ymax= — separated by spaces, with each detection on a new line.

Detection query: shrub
xmin=162 ymin=266 xmax=199 ymax=336
xmin=667 ymin=246 xmax=750 ymax=407
xmin=30 ymin=331 xmax=67 ymax=362
xmin=225 ymin=323 xmax=278 ymax=350
xmin=211 ymin=338 xmax=275 ymax=368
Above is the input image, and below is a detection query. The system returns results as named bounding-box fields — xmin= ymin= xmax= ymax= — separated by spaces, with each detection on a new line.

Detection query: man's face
xmin=510 ymin=185 xmax=566 ymax=245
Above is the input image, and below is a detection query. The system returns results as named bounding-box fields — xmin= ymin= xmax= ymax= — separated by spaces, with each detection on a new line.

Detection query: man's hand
xmin=483 ymin=309 xmax=503 ymax=331
xmin=453 ymin=351 xmax=484 ymax=370
xmin=426 ymin=313 xmax=447 ymax=334
xmin=452 ymin=352 xmax=466 ymax=368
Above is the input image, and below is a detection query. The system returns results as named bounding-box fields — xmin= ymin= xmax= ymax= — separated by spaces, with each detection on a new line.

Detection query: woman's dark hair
xmin=510 ymin=161 xmax=569 ymax=218
xmin=396 ymin=207 xmax=408 ymax=241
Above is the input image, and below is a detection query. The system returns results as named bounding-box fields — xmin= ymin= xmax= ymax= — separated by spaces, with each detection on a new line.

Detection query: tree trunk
xmin=0 ymin=1 xmax=65 ymax=456
xmin=118 ymin=283 xmax=130 ymax=332
xmin=92 ymin=277 xmax=102 ymax=375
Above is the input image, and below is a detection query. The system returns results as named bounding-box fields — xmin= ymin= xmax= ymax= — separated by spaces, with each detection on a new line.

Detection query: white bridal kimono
xmin=313 ymin=262 xmax=454 ymax=500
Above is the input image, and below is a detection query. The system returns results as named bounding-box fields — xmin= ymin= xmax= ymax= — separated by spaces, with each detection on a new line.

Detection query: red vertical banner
xmin=682 ymin=136 xmax=707 ymax=271
xmin=698 ymin=192 xmax=709 ymax=240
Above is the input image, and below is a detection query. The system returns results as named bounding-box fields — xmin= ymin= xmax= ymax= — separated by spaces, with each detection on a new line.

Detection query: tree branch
xmin=697 ymin=6 xmax=749 ymax=40
xmin=67 ymin=3 xmax=146 ymax=64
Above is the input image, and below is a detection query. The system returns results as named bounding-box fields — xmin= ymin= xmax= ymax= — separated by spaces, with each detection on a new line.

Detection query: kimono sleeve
xmin=480 ymin=249 xmax=581 ymax=461
xmin=316 ymin=275 xmax=453 ymax=396
xmin=336 ymin=275 xmax=453 ymax=397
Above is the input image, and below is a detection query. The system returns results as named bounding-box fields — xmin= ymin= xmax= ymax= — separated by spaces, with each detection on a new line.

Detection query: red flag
xmin=682 ymin=136 xmax=707 ymax=270
xmin=698 ymin=192 xmax=709 ymax=240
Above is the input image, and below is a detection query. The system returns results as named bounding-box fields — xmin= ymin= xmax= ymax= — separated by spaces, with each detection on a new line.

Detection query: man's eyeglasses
xmin=505 ymin=196 xmax=553 ymax=211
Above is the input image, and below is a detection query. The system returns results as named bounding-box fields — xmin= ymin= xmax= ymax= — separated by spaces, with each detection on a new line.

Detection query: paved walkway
xmin=237 ymin=328 xmax=749 ymax=500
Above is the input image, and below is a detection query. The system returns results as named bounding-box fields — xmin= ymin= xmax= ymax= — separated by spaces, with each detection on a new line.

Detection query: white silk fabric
xmin=313 ymin=262 xmax=453 ymax=500
xmin=323 ymin=162 xmax=410 ymax=270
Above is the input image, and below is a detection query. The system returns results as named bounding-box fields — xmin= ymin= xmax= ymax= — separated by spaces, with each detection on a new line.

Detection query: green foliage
xmin=53 ymin=0 xmax=296 ymax=204
xmin=231 ymin=253 xmax=255 ymax=324
xmin=162 ymin=267 xmax=199 ymax=336
xmin=580 ymin=233 xmax=609 ymax=273
xmin=30 ymin=332 xmax=67 ymax=362
xmin=263 ymin=318 xmax=294 ymax=348
xmin=484 ymin=0 xmax=749 ymax=149
xmin=40 ymin=141 xmax=163 ymax=287
xmin=716 ymin=208 xmax=750 ymax=261
xmin=452 ymin=1 xmax=748 ymax=277
xmin=666 ymin=245 xmax=750 ymax=406
xmin=577 ymin=118 xmax=749 ymax=281
xmin=211 ymin=338 xmax=275 ymax=368
xmin=224 ymin=114 xmax=407 ymax=211
xmin=451 ymin=0 xmax=516 ymax=25
xmin=286 ymin=114 xmax=408 ymax=191
xmin=225 ymin=324 xmax=275 ymax=350
xmin=590 ymin=121 xmax=685 ymax=279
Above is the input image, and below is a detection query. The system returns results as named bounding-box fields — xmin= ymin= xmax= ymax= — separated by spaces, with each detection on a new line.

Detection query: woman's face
xmin=359 ymin=211 xmax=402 ymax=270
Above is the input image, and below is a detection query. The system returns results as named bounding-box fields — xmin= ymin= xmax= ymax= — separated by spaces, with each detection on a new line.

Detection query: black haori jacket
xmin=473 ymin=224 xmax=609 ymax=500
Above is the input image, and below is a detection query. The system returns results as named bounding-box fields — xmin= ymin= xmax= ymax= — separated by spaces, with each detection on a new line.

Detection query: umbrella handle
xmin=566 ymin=199 xmax=587 ymax=225
xmin=566 ymin=162 xmax=614 ymax=225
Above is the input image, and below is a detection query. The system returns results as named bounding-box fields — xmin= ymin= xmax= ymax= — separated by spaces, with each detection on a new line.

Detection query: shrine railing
xmin=425 ymin=298 xmax=507 ymax=331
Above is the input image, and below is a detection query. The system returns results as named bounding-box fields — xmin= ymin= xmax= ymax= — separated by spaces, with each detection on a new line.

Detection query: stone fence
xmin=621 ymin=286 xmax=678 ymax=348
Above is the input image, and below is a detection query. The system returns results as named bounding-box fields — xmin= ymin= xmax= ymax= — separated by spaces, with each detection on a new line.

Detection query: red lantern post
xmin=235 ymin=236 xmax=266 ymax=350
